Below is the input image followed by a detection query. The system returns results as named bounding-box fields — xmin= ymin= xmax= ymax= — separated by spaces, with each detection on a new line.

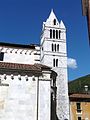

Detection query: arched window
xmin=57 ymin=44 xmax=59 ymax=51
xmin=53 ymin=19 xmax=56 ymax=25
xmin=56 ymin=30 xmax=58 ymax=39
xmin=52 ymin=44 xmax=54 ymax=51
xmin=56 ymin=59 xmax=58 ymax=67
xmin=53 ymin=59 xmax=55 ymax=67
xmin=50 ymin=29 xmax=52 ymax=38
xmin=59 ymin=30 xmax=61 ymax=39
xmin=53 ymin=30 xmax=55 ymax=39
xmin=55 ymin=44 xmax=56 ymax=52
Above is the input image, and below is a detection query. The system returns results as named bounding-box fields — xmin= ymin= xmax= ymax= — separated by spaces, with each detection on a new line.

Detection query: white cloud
xmin=67 ymin=58 xmax=77 ymax=69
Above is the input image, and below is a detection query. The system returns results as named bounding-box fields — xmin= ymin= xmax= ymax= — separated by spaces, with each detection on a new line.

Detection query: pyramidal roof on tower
xmin=44 ymin=9 xmax=66 ymax=29
xmin=60 ymin=20 xmax=66 ymax=29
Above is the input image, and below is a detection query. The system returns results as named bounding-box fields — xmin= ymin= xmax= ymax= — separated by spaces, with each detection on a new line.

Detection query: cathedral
xmin=0 ymin=10 xmax=69 ymax=120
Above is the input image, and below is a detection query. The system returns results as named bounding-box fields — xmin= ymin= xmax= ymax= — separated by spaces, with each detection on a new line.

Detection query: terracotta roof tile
xmin=0 ymin=62 xmax=50 ymax=72
xmin=69 ymin=93 xmax=90 ymax=99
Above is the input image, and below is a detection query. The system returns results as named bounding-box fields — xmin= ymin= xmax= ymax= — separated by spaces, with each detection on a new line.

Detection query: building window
xmin=78 ymin=117 xmax=81 ymax=120
xmin=53 ymin=19 xmax=56 ymax=25
xmin=57 ymin=44 xmax=59 ymax=52
xmin=53 ymin=59 xmax=58 ymax=67
xmin=53 ymin=59 xmax=55 ymax=67
xmin=0 ymin=52 xmax=4 ymax=61
xmin=56 ymin=59 xmax=58 ymax=67
xmin=76 ymin=103 xmax=81 ymax=113
xmin=52 ymin=43 xmax=59 ymax=52
xmin=50 ymin=29 xmax=52 ymax=38
xmin=53 ymin=30 xmax=55 ymax=39
xmin=56 ymin=30 xmax=58 ymax=39
xmin=59 ymin=30 xmax=61 ymax=39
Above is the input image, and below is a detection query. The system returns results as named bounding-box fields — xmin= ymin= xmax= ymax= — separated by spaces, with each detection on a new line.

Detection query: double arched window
xmin=52 ymin=44 xmax=59 ymax=52
xmin=50 ymin=29 xmax=61 ymax=39
xmin=53 ymin=59 xmax=58 ymax=67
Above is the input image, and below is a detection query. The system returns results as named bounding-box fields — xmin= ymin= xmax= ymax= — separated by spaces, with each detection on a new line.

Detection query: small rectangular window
xmin=53 ymin=30 xmax=55 ymax=39
xmin=56 ymin=59 xmax=58 ymax=67
xmin=0 ymin=52 xmax=4 ymax=61
xmin=53 ymin=59 xmax=55 ymax=67
xmin=78 ymin=117 xmax=81 ymax=120
xmin=76 ymin=103 xmax=81 ymax=110
xmin=76 ymin=103 xmax=81 ymax=113
xmin=50 ymin=29 xmax=52 ymax=39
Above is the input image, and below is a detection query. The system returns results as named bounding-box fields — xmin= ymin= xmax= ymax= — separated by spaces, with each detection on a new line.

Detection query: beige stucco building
xmin=70 ymin=93 xmax=90 ymax=120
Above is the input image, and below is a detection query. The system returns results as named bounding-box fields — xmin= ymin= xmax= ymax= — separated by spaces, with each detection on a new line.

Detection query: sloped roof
xmin=0 ymin=42 xmax=39 ymax=49
xmin=70 ymin=93 xmax=90 ymax=98
xmin=0 ymin=62 xmax=50 ymax=75
xmin=69 ymin=93 xmax=90 ymax=101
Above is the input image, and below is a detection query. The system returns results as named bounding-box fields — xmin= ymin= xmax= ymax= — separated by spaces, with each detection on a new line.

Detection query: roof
xmin=0 ymin=62 xmax=50 ymax=75
xmin=69 ymin=93 xmax=90 ymax=101
xmin=0 ymin=42 xmax=39 ymax=49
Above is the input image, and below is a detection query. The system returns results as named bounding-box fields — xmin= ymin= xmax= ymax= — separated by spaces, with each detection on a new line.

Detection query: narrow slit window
xmin=56 ymin=30 xmax=58 ymax=39
xmin=56 ymin=59 xmax=58 ymax=67
xmin=53 ymin=30 xmax=55 ymax=39
xmin=50 ymin=29 xmax=52 ymax=38
xmin=53 ymin=59 xmax=55 ymax=67
xmin=53 ymin=19 xmax=56 ymax=25
xmin=57 ymin=44 xmax=59 ymax=52
xmin=0 ymin=52 xmax=4 ymax=61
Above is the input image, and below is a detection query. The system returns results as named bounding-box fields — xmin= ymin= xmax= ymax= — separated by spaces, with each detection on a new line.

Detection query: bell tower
xmin=40 ymin=9 xmax=69 ymax=120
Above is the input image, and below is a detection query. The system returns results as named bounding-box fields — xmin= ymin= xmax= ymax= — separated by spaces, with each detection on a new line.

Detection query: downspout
xmin=36 ymin=76 xmax=39 ymax=120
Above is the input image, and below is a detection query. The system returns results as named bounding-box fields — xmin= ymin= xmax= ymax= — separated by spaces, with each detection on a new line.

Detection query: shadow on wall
xmin=56 ymin=116 xmax=68 ymax=120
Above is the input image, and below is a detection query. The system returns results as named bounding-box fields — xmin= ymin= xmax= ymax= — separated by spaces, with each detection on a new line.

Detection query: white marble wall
xmin=38 ymin=80 xmax=51 ymax=120
xmin=40 ymin=10 xmax=69 ymax=120
xmin=0 ymin=46 xmax=40 ymax=64
xmin=0 ymin=75 xmax=38 ymax=120
xmin=53 ymin=68 xmax=69 ymax=120
xmin=0 ymin=72 xmax=52 ymax=120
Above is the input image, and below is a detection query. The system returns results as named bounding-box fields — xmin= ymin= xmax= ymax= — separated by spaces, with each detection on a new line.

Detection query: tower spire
xmin=40 ymin=10 xmax=69 ymax=120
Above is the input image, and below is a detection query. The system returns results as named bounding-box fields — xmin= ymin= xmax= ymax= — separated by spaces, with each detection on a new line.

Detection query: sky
xmin=0 ymin=0 xmax=89 ymax=81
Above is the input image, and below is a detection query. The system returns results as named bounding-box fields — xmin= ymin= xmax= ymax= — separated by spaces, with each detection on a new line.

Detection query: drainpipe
xmin=36 ymin=76 xmax=39 ymax=120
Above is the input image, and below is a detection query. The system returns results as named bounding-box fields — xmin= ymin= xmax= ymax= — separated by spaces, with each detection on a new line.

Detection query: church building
xmin=0 ymin=10 xmax=69 ymax=120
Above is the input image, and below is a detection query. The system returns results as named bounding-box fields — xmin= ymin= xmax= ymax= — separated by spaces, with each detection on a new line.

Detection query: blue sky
xmin=0 ymin=0 xmax=89 ymax=80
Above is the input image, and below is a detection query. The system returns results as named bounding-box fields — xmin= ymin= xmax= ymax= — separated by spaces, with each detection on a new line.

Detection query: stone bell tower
xmin=40 ymin=9 xmax=69 ymax=120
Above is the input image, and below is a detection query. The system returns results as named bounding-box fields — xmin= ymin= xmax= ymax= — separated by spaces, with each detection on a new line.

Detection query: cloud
xmin=67 ymin=58 xmax=77 ymax=69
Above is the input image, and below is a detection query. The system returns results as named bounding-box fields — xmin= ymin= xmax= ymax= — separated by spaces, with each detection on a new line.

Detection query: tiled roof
xmin=69 ymin=93 xmax=90 ymax=99
xmin=0 ymin=42 xmax=38 ymax=49
xmin=0 ymin=62 xmax=50 ymax=72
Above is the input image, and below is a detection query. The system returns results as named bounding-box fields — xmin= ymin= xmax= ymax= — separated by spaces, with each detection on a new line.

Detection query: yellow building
xmin=69 ymin=93 xmax=90 ymax=120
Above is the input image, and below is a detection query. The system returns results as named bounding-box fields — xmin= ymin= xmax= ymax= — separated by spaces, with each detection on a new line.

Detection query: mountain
xmin=68 ymin=74 xmax=90 ymax=93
